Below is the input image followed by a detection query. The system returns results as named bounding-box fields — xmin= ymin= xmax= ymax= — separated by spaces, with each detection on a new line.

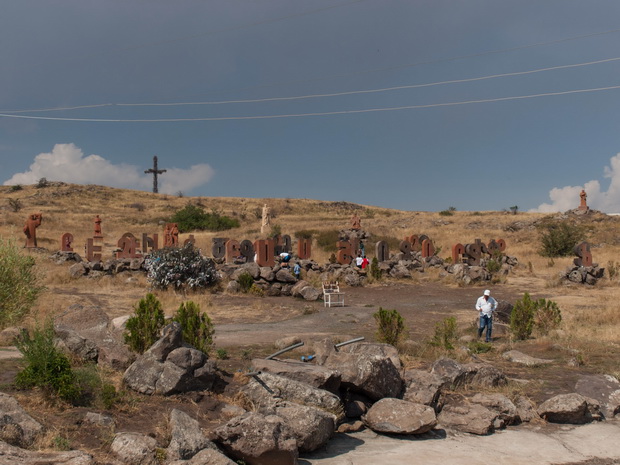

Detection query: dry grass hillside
xmin=2 ymin=181 xmax=620 ymax=368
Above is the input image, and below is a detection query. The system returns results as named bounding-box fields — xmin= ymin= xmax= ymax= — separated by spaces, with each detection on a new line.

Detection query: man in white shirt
xmin=475 ymin=289 xmax=497 ymax=343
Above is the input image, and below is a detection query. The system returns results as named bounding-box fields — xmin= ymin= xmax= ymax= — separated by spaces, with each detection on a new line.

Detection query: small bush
xmin=373 ymin=307 xmax=406 ymax=346
xmin=237 ymin=271 xmax=254 ymax=293
xmin=15 ymin=321 xmax=80 ymax=403
xmin=486 ymin=259 xmax=501 ymax=274
xmin=145 ymin=243 xmax=218 ymax=291
xmin=169 ymin=204 xmax=239 ymax=232
xmin=216 ymin=348 xmax=228 ymax=360
xmin=124 ymin=293 xmax=165 ymax=354
xmin=172 ymin=301 xmax=214 ymax=354
xmin=439 ymin=210 xmax=454 ymax=216
xmin=9 ymin=184 xmax=22 ymax=192
xmin=8 ymin=198 xmax=22 ymax=212
xmin=370 ymin=257 xmax=381 ymax=280
xmin=316 ymin=230 xmax=340 ymax=253
xmin=36 ymin=177 xmax=49 ymax=188
xmin=534 ymin=298 xmax=562 ymax=335
xmin=0 ymin=237 xmax=45 ymax=329
xmin=294 ymin=229 xmax=316 ymax=239
xmin=431 ymin=317 xmax=458 ymax=350
xmin=248 ymin=284 xmax=265 ymax=297
xmin=269 ymin=224 xmax=282 ymax=238
xmin=608 ymin=261 xmax=620 ymax=280
xmin=468 ymin=340 xmax=493 ymax=354
xmin=510 ymin=293 xmax=536 ymax=340
xmin=539 ymin=221 xmax=585 ymax=257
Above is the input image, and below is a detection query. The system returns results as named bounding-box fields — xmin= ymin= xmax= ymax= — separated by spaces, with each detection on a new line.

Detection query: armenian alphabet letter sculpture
xmin=23 ymin=213 xmax=43 ymax=248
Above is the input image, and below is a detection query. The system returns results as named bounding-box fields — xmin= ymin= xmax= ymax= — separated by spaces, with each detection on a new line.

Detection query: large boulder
xmin=241 ymin=372 xmax=342 ymax=419
xmin=339 ymin=342 xmax=402 ymax=371
xmin=53 ymin=325 xmax=98 ymax=362
xmin=110 ymin=432 xmax=158 ymax=465
xmin=464 ymin=363 xmax=508 ymax=387
xmin=0 ymin=440 xmax=93 ymax=465
xmin=167 ymin=409 xmax=215 ymax=461
xmin=575 ymin=374 xmax=620 ymax=419
xmin=275 ymin=269 xmax=296 ymax=283
xmin=430 ymin=358 xmax=477 ymax=388
xmin=214 ymin=413 xmax=298 ymax=465
xmin=502 ymin=350 xmax=553 ymax=366
xmin=363 ymin=398 xmax=437 ymax=435
xmin=251 ymin=359 xmax=341 ymax=394
xmin=274 ymin=402 xmax=336 ymax=452
xmin=537 ymin=393 xmax=602 ymax=424
xmin=437 ymin=395 xmax=497 ymax=435
xmin=168 ymin=448 xmax=237 ymax=465
xmin=0 ymin=393 xmax=44 ymax=448
xmin=514 ymin=396 xmax=540 ymax=423
xmin=402 ymin=369 xmax=443 ymax=407
xmin=323 ymin=353 xmax=403 ymax=401
xmin=123 ymin=323 xmax=217 ymax=395
xmin=470 ymin=393 xmax=519 ymax=428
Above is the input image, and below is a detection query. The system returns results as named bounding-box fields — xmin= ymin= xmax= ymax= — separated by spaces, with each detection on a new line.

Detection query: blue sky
xmin=2 ymin=0 xmax=620 ymax=212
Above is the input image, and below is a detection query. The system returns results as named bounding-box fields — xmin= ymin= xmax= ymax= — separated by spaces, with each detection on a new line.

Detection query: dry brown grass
xmin=3 ymin=182 xmax=620 ymax=364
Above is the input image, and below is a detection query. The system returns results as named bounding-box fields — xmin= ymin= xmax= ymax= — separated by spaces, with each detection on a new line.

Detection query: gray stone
xmin=389 ymin=265 xmax=411 ymax=279
xmin=0 ymin=440 xmax=93 ymax=464
xmin=0 ymin=327 xmax=23 ymax=347
xmin=0 ymin=393 xmax=44 ymax=448
xmin=514 ymin=396 xmax=539 ymax=423
xmin=54 ymin=325 xmax=99 ymax=362
xmin=84 ymin=412 xmax=115 ymax=427
xmin=575 ymin=374 xmax=620 ymax=418
xmin=437 ymin=396 xmax=497 ymax=435
xmin=168 ymin=448 xmax=237 ymax=465
xmin=471 ymin=393 xmax=519 ymax=428
xmin=259 ymin=267 xmax=275 ymax=281
xmin=402 ymin=369 xmax=443 ymax=407
xmin=275 ymin=269 xmax=297 ymax=283
xmin=323 ymin=353 xmax=403 ymax=401
xmin=226 ymin=280 xmax=240 ymax=293
xmin=300 ymin=286 xmax=321 ymax=301
xmin=69 ymin=262 xmax=88 ymax=277
xmin=340 ymin=342 xmax=402 ymax=371
xmin=110 ymin=432 xmax=158 ymax=465
xmin=363 ymin=398 xmax=437 ymax=435
xmin=538 ymin=393 xmax=602 ymax=424
xmin=430 ymin=358 xmax=477 ymax=388
xmin=343 ymin=272 xmax=362 ymax=287
xmin=291 ymin=280 xmax=311 ymax=297
xmin=502 ymin=350 xmax=553 ymax=366
xmin=167 ymin=409 xmax=215 ymax=460
xmin=214 ymin=413 xmax=298 ymax=465
xmin=241 ymin=372 xmax=343 ymax=419
xmin=274 ymin=402 xmax=336 ymax=452
xmin=251 ymin=359 xmax=341 ymax=393
xmin=465 ymin=363 xmax=508 ymax=387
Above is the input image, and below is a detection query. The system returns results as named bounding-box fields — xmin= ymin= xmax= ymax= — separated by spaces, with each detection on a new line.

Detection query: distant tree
xmin=510 ymin=206 xmax=519 ymax=215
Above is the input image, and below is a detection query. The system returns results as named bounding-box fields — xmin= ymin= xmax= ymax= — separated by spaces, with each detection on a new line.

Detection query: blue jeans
xmin=478 ymin=314 xmax=493 ymax=342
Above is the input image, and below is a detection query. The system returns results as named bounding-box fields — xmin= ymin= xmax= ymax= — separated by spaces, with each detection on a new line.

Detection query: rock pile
xmin=560 ymin=264 xmax=605 ymax=285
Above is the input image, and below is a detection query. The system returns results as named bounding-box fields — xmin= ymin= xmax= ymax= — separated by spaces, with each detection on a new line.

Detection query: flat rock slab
xmin=502 ymin=350 xmax=553 ymax=366
xmin=301 ymin=422 xmax=620 ymax=465
xmin=0 ymin=348 xmax=21 ymax=360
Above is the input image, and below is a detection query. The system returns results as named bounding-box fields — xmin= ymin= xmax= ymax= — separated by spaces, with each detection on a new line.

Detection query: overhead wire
xmin=2 ymin=84 xmax=620 ymax=122
xmin=3 ymin=55 xmax=620 ymax=114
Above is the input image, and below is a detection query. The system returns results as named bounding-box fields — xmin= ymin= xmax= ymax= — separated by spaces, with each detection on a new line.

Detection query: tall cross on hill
xmin=144 ymin=156 xmax=167 ymax=193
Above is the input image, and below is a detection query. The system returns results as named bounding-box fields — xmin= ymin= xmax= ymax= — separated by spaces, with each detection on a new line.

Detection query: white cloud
xmin=3 ymin=143 xmax=214 ymax=194
xmin=531 ymin=153 xmax=620 ymax=214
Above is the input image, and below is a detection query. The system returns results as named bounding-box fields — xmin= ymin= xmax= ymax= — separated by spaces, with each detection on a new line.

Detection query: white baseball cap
xmin=484 ymin=289 xmax=491 ymax=296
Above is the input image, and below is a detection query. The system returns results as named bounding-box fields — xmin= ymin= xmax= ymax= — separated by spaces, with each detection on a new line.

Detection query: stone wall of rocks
xmin=560 ymin=264 xmax=605 ymax=285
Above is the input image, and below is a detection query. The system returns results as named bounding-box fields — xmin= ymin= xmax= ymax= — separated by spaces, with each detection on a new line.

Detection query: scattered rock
xmin=84 ymin=412 xmax=115 ymax=428
xmin=537 ymin=393 xmax=602 ymax=424
xmin=167 ymin=409 xmax=215 ymax=461
xmin=110 ymin=432 xmax=158 ymax=465
xmin=0 ymin=440 xmax=93 ymax=465
xmin=214 ymin=413 xmax=298 ymax=465
xmin=470 ymin=393 xmax=519 ymax=428
xmin=575 ymin=374 xmax=620 ymax=419
xmin=437 ymin=395 xmax=497 ymax=435
xmin=274 ymin=402 xmax=336 ymax=452
xmin=502 ymin=350 xmax=554 ymax=366
xmin=402 ymin=369 xmax=443 ymax=407
xmin=251 ymin=359 xmax=341 ymax=393
xmin=363 ymin=398 xmax=437 ymax=435
xmin=0 ymin=393 xmax=44 ymax=448
xmin=430 ymin=358 xmax=477 ymax=388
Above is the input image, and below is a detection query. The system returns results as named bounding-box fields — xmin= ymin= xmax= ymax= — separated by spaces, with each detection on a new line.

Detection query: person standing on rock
xmin=476 ymin=289 xmax=497 ymax=342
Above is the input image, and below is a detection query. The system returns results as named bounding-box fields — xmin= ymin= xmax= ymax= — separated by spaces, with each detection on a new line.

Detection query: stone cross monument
xmin=144 ymin=156 xmax=167 ymax=193
xmin=579 ymin=189 xmax=589 ymax=211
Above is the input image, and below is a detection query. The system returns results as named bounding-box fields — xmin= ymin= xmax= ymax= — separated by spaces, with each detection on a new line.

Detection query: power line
xmin=3 ymin=55 xmax=620 ymax=114
xmin=2 ymin=84 xmax=620 ymax=122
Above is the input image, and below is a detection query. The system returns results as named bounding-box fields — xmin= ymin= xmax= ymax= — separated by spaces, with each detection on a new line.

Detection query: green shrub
xmin=316 ymin=230 xmax=340 ymax=252
xmin=467 ymin=340 xmax=493 ymax=354
xmin=36 ymin=177 xmax=49 ymax=188
xmin=439 ymin=210 xmax=454 ymax=216
xmin=15 ymin=321 xmax=80 ymax=403
xmin=145 ymin=243 xmax=218 ymax=291
xmin=237 ymin=271 xmax=254 ymax=293
xmin=8 ymin=198 xmax=22 ymax=212
xmin=486 ymin=259 xmax=501 ymax=274
xmin=294 ymin=230 xmax=316 ymax=239
xmin=370 ymin=257 xmax=381 ymax=280
xmin=269 ymin=224 xmax=282 ymax=238
xmin=510 ymin=293 xmax=536 ymax=340
xmin=431 ymin=317 xmax=458 ymax=350
xmin=539 ymin=221 xmax=585 ymax=257
xmin=534 ymin=298 xmax=562 ymax=335
xmin=373 ymin=307 xmax=406 ymax=346
xmin=248 ymin=284 xmax=265 ymax=297
xmin=216 ymin=348 xmax=228 ymax=360
xmin=0 ymin=238 xmax=45 ymax=329
xmin=169 ymin=204 xmax=240 ymax=232
xmin=124 ymin=294 xmax=165 ymax=354
xmin=172 ymin=301 xmax=214 ymax=354
xmin=9 ymin=184 xmax=22 ymax=192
